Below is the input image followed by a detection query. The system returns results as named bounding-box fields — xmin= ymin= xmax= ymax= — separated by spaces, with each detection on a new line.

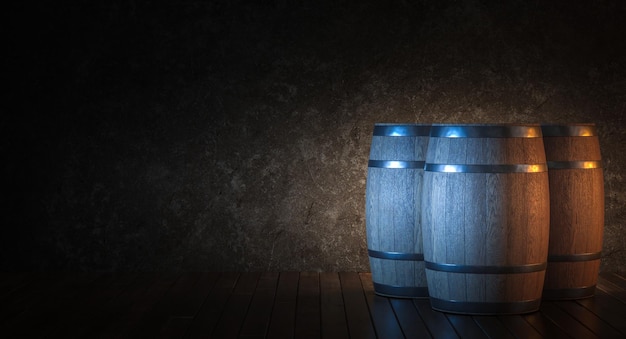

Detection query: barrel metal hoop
xmin=542 ymin=286 xmax=596 ymax=300
xmin=547 ymin=160 xmax=602 ymax=169
xmin=548 ymin=252 xmax=602 ymax=262
xmin=373 ymin=125 xmax=431 ymax=137
xmin=541 ymin=125 xmax=597 ymax=137
xmin=373 ymin=282 xmax=429 ymax=298
xmin=429 ymin=297 xmax=541 ymax=315
xmin=430 ymin=125 xmax=542 ymax=138
xmin=424 ymin=163 xmax=547 ymax=173
xmin=369 ymin=160 xmax=425 ymax=169
xmin=425 ymin=261 xmax=547 ymax=274
xmin=368 ymin=249 xmax=424 ymax=261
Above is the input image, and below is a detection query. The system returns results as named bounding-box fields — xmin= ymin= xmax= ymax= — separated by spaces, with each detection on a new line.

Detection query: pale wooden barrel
xmin=422 ymin=124 xmax=550 ymax=314
xmin=366 ymin=123 xmax=430 ymax=298
xmin=541 ymin=124 xmax=604 ymax=300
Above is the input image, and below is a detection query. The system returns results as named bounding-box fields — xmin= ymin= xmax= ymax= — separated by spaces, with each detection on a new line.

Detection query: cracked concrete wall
xmin=4 ymin=0 xmax=625 ymax=272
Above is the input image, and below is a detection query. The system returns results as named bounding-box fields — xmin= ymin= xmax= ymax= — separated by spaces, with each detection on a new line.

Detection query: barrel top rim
xmin=541 ymin=123 xmax=596 ymax=126
xmin=541 ymin=123 xmax=598 ymax=136
xmin=430 ymin=124 xmax=542 ymax=138
xmin=431 ymin=123 xmax=541 ymax=127
xmin=374 ymin=123 xmax=431 ymax=126
xmin=373 ymin=124 xmax=431 ymax=136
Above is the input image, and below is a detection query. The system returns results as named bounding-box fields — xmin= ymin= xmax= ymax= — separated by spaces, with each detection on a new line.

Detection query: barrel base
xmin=373 ymin=282 xmax=429 ymax=299
xmin=429 ymin=297 xmax=541 ymax=315
xmin=542 ymin=285 xmax=596 ymax=300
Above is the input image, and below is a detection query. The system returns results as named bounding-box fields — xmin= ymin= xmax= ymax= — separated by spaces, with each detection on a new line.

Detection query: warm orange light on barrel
xmin=422 ymin=123 xmax=550 ymax=315
xmin=541 ymin=123 xmax=604 ymax=300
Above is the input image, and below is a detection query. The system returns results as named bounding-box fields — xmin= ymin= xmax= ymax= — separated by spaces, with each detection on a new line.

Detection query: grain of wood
xmin=413 ymin=299 xmax=460 ymax=338
xmin=542 ymin=125 xmax=604 ymax=300
xmin=554 ymin=300 xmax=625 ymax=338
xmin=340 ymin=272 xmax=376 ymax=339
xmin=366 ymin=124 xmax=430 ymax=297
xmin=360 ymin=273 xmax=404 ymax=338
xmin=211 ymin=272 xmax=260 ymax=338
xmin=239 ymin=272 xmax=279 ymax=337
xmin=540 ymin=302 xmax=600 ymax=339
xmin=185 ymin=272 xmax=240 ymax=338
xmin=320 ymin=272 xmax=350 ymax=339
xmin=575 ymin=288 xmax=626 ymax=335
xmin=422 ymin=124 xmax=550 ymax=314
xmin=0 ymin=273 xmax=624 ymax=338
xmin=388 ymin=298 xmax=433 ymax=338
xmin=265 ymin=272 xmax=299 ymax=339
xmin=294 ymin=272 xmax=321 ymax=339
xmin=498 ymin=315 xmax=543 ymax=339
xmin=445 ymin=314 xmax=489 ymax=338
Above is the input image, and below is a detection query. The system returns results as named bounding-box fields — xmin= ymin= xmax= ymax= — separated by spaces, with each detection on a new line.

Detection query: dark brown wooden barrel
xmin=541 ymin=124 xmax=604 ymax=300
xmin=366 ymin=123 xmax=430 ymax=298
xmin=421 ymin=124 xmax=550 ymax=314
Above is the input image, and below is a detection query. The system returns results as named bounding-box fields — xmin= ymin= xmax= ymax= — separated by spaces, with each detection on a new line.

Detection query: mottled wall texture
xmin=4 ymin=0 xmax=625 ymax=272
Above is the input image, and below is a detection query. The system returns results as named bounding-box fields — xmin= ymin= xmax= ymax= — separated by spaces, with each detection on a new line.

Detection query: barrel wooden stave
xmin=544 ymin=261 xmax=601 ymax=299
xmin=543 ymin=136 xmax=602 ymax=161
xmin=367 ymin=167 xmax=425 ymax=291
xmin=427 ymin=137 xmax=548 ymax=165
xmin=542 ymin=125 xmax=604 ymax=300
xmin=422 ymin=124 xmax=550 ymax=314
xmin=368 ymin=134 xmax=429 ymax=161
xmin=366 ymin=125 xmax=429 ymax=298
xmin=426 ymin=271 xmax=545 ymax=302
xmin=423 ymin=172 xmax=549 ymax=301
xmin=368 ymin=258 xmax=427 ymax=295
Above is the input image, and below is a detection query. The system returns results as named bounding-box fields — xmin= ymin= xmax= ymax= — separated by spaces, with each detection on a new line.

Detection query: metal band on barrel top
xmin=425 ymin=261 xmax=547 ymax=274
xmin=548 ymin=252 xmax=602 ymax=262
xmin=369 ymin=160 xmax=425 ymax=169
xmin=368 ymin=249 xmax=424 ymax=261
xmin=373 ymin=125 xmax=431 ymax=137
xmin=547 ymin=161 xmax=602 ymax=169
xmin=430 ymin=125 xmax=542 ymax=138
xmin=424 ymin=163 xmax=547 ymax=173
xmin=541 ymin=125 xmax=597 ymax=137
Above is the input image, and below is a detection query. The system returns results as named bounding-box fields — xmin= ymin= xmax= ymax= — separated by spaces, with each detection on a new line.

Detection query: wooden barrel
xmin=541 ymin=124 xmax=604 ymax=300
xmin=421 ymin=124 xmax=550 ymax=314
xmin=366 ymin=123 xmax=430 ymax=298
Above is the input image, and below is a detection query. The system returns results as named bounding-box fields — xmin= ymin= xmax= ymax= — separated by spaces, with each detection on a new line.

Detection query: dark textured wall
xmin=4 ymin=0 xmax=625 ymax=272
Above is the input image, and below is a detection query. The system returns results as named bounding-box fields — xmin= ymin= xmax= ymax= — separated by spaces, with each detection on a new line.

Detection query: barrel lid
xmin=373 ymin=124 xmax=431 ymax=136
xmin=541 ymin=124 xmax=597 ymax=137
xmin=430 ymin=124 xmax=542 ymax=138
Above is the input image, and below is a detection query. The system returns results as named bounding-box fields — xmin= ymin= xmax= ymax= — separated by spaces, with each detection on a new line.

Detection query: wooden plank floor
xmin=1 ymin=272 xmax=625 ymax=338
